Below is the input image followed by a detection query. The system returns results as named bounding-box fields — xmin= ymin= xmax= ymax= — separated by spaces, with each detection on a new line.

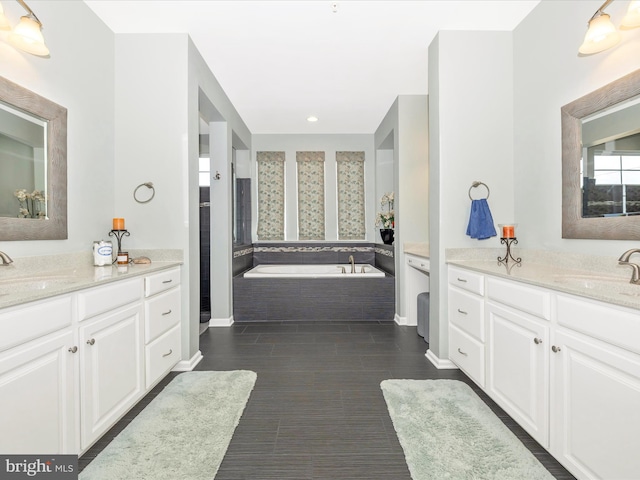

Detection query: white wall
xmin=251 ymin=134 xmax=375 ymax=241
xmin=514 ymin=0 xmax=640 ymax=256
xmin=428 ymin=31 xmax=514 ymax=359
xmin=0 ymin=0 xmax=115 ymax=257
xmin=374 ymin=95 xmax=429 ymax=321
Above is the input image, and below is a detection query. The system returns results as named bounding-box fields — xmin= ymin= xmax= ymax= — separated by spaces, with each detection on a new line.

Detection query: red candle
xmin=502 ymin=225 xmax=515 ymax=238
xmin=113 ymin=218 xmax=125 ymax=230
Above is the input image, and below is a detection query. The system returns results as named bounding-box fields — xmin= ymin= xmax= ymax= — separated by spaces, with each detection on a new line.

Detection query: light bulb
xmin=579 ymin=13 xmax=621 ymax=55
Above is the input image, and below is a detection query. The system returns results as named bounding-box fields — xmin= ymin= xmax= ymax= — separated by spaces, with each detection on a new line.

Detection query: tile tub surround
xmin=446 ymin=248 xmax=640 ymax=310
xmin=233 ymin=275 xmax=395 ymax=322
xmin=0 ymin=250 xmax=183 ymax=309
xmin=233 ymin=245 xmax=254 ymax=277
xmin=252 ymin=242 xmax=375 ymax=266
xmin=375 ymin=244 xmax=395 ymax=275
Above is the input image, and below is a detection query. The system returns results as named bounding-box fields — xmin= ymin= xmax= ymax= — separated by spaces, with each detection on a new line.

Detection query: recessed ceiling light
xmin=307 ymin=116 xmax=318 ymax=122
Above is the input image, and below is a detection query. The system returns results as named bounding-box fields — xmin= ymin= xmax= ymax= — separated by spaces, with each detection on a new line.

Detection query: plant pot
xmin=380 ymin=228 xmax=394 ymax=245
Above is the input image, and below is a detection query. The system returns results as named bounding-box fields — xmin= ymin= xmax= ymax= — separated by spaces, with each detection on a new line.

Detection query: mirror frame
xmin=562 ymin=68 xmax=640 ymax=240
xmin=0 ymin=76 xmax=67 ymax=241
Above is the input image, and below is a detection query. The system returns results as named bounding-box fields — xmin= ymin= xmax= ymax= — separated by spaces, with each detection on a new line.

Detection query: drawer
xmin=407 ymin=255 xmax=430 ymax=272
xmin=557 ymin=293 xmax=640 ymax=355
xmin=486 ymin=277 xmax=551 ymax=320
xmin=145 ymin=325 xmax=180 ymax=389
xmin=145 ymin=268 xmax=181 ymax=297
xmin=145 ymin=287 xmax=181 ymax=343
xmin=448 ymin=287 xmax=484 ymax=341
xmin=0 ymin=296 xmax=72 ymax=352
xmin=78 ymin=278 xmax=143 ymax=321
xmin=449 ymin=324 xmax=485 ymax=387
xmin=449 ymin=266 xmax=484 ymax=295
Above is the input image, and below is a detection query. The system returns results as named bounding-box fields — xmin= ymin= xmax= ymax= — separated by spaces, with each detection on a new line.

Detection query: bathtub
xmin=243 ymin=263 xmax=386 ymax=278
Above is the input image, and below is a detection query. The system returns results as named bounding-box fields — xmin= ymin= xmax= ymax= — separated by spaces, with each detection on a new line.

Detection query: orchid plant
xmin=14 ymin=189 xmax=46 ymax=218
xmin=375 ymin=192 xmax=394 ymax=229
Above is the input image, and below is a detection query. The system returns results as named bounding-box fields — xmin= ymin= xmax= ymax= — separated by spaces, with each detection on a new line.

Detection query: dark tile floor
xmin=80 ymin=321 xmax=576 ymax=479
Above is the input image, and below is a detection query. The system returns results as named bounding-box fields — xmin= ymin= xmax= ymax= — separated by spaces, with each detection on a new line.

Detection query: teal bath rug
xmin=80 ymin=370 xmax=257 ymax=480
xmin=380 ymin=379 xmax=554 ymax=480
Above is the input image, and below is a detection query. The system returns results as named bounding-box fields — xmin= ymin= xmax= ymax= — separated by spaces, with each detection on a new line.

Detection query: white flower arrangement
xmin=14 ymin=189 xmax=46 ymax=218
xmin=375 ymin=192 xmax=395 ymax=229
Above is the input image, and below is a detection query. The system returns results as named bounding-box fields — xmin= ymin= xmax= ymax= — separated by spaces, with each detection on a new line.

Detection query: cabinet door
xmin=0 ymin=330 xmax=77 ymax=454
xmin=486 ymin=302 xmax=549 ymax=447
xmin=79 ymin=303 xmax=144 ymax=451
xmin=551 ymin=330 xmax=640 ymax=480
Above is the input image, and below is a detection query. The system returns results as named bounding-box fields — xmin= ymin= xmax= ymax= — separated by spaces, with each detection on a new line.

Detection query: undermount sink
xmin=0 ymin=274 xmax=80 ymax=292
xmin=551 ymin=273 xmax=640 ymax=296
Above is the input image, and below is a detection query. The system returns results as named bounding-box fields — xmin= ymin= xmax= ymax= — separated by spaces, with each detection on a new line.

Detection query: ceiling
xmin=84 ymin=0 xmax=540 ymax=135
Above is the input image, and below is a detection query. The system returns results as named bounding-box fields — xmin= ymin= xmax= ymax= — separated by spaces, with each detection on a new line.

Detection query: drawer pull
xmin=162 ymin=309 xmax=172 ymax=316
xmin=457 ymin=278 xmax=468 ymax=283
xmin=68 ymin=346 xmax=78 ymax=354
xmin=86 ymin=338 xmax=96 ymax=346
xmin=551 ymin=345 xmax=561 ymax=353
xmin=162 ymin=279 xmax=173 ymax=284
xmin=162 ymin=349 xmax=173 ymax=358
xmin=534 ymin=337 xmax=542 ymax=345
xmin=457 ymin=308 xmax=468 ymax=315
xmin=457 ymin=347 xmax=468 ymax=356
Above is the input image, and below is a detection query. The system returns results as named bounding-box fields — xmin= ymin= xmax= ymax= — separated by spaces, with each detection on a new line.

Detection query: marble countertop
xmin=404 ymin=243 xmax=429 ymax=259
xmin=447 ymin=257 xmax=640 ymax=311
xmin=0 ymin=251 xmax=182 ymax=310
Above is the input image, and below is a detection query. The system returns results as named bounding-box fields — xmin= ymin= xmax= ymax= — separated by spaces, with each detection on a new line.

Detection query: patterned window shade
xmin=256 ymin=151 xmax=285 ymax=240
xmin=296 ymin=151 xmax=325 ymax=240
xmin=336 ymin=151 xmax=366 ymax=240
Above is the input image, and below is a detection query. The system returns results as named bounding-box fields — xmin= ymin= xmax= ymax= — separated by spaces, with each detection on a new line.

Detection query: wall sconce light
xmin=622 ymin=0 xmax=640 ymax=27
xmin=579 ymin=0 xmax=640 ymax=55
xmin=0 ymin=0 xmax=49 ymax=56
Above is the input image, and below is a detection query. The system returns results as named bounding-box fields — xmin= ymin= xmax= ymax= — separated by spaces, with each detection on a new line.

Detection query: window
xmin=336 ymin=151 xmax=365 ymax=239
xmin=296 ymin=151 xmax=325 ymax=240
xmin=256 ymin=151 xmax=285 ymax=240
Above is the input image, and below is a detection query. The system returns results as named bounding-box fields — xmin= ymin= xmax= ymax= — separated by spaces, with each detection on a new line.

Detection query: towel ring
xmin=133 ymin=182 xmax=155 ymax=204
xmin=468 ymin=181 xmax=490 ymax=200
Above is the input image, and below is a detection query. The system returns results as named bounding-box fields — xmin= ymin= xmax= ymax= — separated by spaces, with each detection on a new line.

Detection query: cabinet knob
xmin=551 ymin=345 xmax=561 ymax=353
xmin=162 ymin=349 xmax=173 ymax=358
xmin=162 ymin=279 xmax=173 ymax=284
xmin=457 ymin=347 xmax=468 ymax=356
xmin=68 ymin=346 xmax=78 ymax=353
xmin=162 ymin=309 xmax=172 ymax=316
xmin=86 ymin=338 xmax=96 ymax=346
xmin=457 ymin=278 xmax=468 ymax=283
xmin=457 ymin=308 xmax=468 ymax=315
xmin=534 ymin=337 xmax=542 ymax=345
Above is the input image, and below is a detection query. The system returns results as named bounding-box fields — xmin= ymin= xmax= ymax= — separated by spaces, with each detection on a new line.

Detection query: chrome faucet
xmin=348 ymin=255 xmax=355 ymax=274
xmin=618 ymin=249 xmax=640 ymax=284
xmin=0 ymin=251 xmax=13 ymax=266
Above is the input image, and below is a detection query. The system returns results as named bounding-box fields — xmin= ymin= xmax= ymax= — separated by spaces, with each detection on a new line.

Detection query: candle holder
xmin=498 ymin=237 xmax=521 ymax=265
xmin=109 ymin=229 xmax=130 ymax=256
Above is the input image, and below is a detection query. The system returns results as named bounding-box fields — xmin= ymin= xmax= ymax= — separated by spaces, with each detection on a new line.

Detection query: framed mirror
xmin=0 ymin=75 xmax=67 ymax=240
xmin=562 ymin=68 xmax=640 ymax=240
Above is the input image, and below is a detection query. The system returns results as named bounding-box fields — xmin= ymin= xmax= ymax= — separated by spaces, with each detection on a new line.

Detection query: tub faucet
xmin=0 ymin=251 xmax=13 ymax=266
xmin=618 ymin=249 xmax=640 ymax=284
xmin=348 ymin=255 xmax=355 ymax=274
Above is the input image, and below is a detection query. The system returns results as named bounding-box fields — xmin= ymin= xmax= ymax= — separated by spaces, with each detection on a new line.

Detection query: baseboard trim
xmin=209 ymin=316 xmax=234 ymax=327
xmin=173 ymin=350 xmax=203 ymax=372
xmin=394 ymin=314 xmax=407 ymax=326
xmin=426 ymin=349 xmax=458 ymax=369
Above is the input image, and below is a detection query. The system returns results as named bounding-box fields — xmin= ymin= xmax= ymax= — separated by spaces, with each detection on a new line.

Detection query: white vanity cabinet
xmin=485 ymin=278 xmax=550 ymax=447
xmin=143 ymin=268 xmax=181 ymax=389
xmin=448 ymin=266 xmax=486 ymax=387
xmin=78 ymin=278 xmax=144 ymax=450
xmin=551 ymin=294 xmax=640 ymax=480
xmin=447 ymin=264 xmax=640 ymax=480
xmin=0 ymin=296 xmax=77 ymax=454
xmin=0 ymin=265 xmax=182 ymax=456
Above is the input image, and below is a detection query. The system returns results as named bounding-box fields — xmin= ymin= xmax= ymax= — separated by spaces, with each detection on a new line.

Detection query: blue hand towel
xmin=466 ymin=199 xmax=497 ymax=240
